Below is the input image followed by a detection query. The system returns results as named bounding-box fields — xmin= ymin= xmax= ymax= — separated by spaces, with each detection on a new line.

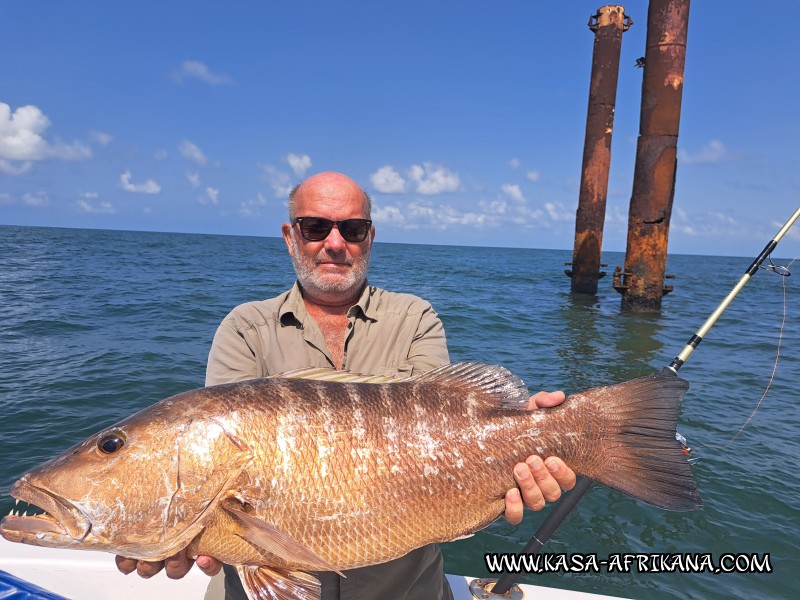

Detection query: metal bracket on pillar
xmin=588 ymin=7 xmax=633 ymax=32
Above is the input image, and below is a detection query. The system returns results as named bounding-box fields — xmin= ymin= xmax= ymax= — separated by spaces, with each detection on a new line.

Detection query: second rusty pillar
xmin=568 ymin=6 xmax=631 ymax=294
xmin=614 ymin=0 xmax=690 ymax=311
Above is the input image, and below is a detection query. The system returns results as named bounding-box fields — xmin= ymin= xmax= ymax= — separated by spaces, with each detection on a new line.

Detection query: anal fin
xmin=238 ymin=564 xmax=320 ymax=600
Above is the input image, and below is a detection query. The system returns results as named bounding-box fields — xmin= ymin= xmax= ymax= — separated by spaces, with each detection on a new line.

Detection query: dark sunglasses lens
xmin=300 ymin=218 xmax=333 ymax=241
xmin=339 ymin=220 xmax=370 ymax=242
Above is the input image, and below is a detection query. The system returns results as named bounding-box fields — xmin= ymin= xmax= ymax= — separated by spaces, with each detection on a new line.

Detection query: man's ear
xmin=282 ymin=223 xmax=294 ymax=255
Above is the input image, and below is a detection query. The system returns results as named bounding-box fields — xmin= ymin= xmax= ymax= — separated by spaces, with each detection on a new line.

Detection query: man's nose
xmin=323 ymin=225 xmax=347 ymax=252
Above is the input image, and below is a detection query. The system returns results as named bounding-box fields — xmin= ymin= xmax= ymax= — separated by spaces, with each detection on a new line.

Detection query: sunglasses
xmin=292 ymin=217 xmax=372 ymax=243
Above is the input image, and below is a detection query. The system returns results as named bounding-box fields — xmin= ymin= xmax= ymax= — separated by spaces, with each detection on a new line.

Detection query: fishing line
xmin=694 ymin=256 xmax=796 ymax=452
xmin=727 ymin=256 xmax=794 ymax=442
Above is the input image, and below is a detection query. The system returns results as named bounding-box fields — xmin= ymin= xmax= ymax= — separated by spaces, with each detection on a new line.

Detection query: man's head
xmin=281 ymin=172 xmax=375 ymax=305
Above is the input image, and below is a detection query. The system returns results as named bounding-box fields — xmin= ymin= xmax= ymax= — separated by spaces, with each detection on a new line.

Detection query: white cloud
xmin=261 ymin=165 xmax=293 ymax=198
xmin=186 ymin=172 xmax=201 ymax=189
xmin=179 ymin=139 xmax=207 ymax=166
xmin=239 ymin=193 xmax=269 ymax=217
xmin=480 ymin=199 xmax=508 ymax=215
xmin=120 ymin=170 xmax=161 ymax=194
xmin=0 ymin=104 xmax=50 ymax=160
xmin=0 ymin=103 xmax=91 ymax=165
xmin=371 ymin=165 xmax=406 ymax=193
xmin=374 ymin=197 xmax=512 ymax=231
xmin=372 ymin=190 xmax=576 ymax=233
xmin=501 ymin=183 xmax=525 ymax=203
xmin=0 ymin=192 xmax=12 ymax=204
xmin=374 ymin=199 xmax=485 ymax=229
xmin=509 ymin=158 xmax=520 ymax=169
xmin=200 ymin=187 xmax=219 ymax=205
xmin=23 ymin=192 xmax=49 ymax=207
xmin=171 ymin=60 xmax=234 ymax=86
xmin=77 ymin=198 xmax=115 ymax=214
xmin=672 ymin=207 xmax=745 ymax=237
xmin=154 ymin=149 xmax=168 ymax=161
xmin=543 ymin=201 xmax=573 ymax=222
xmin=679 ymin=140 xmax=732 ymax=165
xmin=90 ymin=130 xmax=113 ymax=146
xmin=286 ymin=153 xmax=312 ymax=177
xmin=526 ymin=169 xmax=541 ymax=183
xmin=49 ymin=140 xmax=91 ymax=160
xmin=0 ymin=159 xmax=32 ymax=175
xmin=407 ymin=162 xmax=460 ymax=195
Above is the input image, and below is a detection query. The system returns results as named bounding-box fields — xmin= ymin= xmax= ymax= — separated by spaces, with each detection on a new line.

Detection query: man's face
xmin=281 ymin=175 xmax=375 ymax=303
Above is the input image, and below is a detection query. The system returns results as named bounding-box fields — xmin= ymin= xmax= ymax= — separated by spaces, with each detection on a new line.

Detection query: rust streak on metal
xmin=615 ymin=0 xmax=690 ymax=311
xmin=569 ymin=5 xmax=631 ymax=294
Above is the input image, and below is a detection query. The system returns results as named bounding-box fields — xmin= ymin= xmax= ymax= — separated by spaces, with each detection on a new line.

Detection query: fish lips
xmin=1 ymin=479 xmax=91 ymax=543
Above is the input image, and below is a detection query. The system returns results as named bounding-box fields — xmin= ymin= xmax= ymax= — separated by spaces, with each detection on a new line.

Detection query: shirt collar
xmin=279 ymin=280 xmax=378 ymax=325
xmin=349 ymin=281 xmax=378 ymax=322
xmin=278 ymin=282 xmax=308 ymax=326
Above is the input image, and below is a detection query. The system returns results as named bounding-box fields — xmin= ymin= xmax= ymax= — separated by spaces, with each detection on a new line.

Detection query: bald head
xmin=288 ymin=172 xmax=372 ymax=220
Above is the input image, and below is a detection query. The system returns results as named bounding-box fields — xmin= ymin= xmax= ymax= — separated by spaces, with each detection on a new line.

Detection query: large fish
xmin=0 ymin=363 xmax=700 ymax=600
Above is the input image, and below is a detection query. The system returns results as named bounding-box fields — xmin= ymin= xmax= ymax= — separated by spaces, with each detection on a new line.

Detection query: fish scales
xmin=194 ymin=376 xmax=622 ymax=567
xmin=0 ymin=362 xmax=701 ymax=600
xmin=200 ymin=377 xmax=513 ymax=569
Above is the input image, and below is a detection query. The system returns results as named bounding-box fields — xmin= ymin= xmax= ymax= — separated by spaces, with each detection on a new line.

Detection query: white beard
xmin=289 ymin=233 xmax=370 ymax=299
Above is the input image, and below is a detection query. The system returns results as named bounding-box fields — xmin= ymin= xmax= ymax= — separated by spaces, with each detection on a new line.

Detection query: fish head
xmin=0 ymin=390 xmax=252 ymax=560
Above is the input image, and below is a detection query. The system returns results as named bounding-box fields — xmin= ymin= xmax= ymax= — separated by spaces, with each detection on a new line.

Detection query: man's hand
xmin=503 ymin=390 xmax=577 ymax=525
xmin=115 ymin=551 xmax=222 ymax=579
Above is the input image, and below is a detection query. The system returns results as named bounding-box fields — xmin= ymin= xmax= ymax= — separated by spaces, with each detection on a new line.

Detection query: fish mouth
xmin=0 ymin=479 xmax=91 ymax=544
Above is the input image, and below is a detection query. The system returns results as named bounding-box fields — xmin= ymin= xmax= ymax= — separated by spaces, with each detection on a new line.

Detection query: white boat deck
xmin=0 ymin=537 xmax=626 ymax=599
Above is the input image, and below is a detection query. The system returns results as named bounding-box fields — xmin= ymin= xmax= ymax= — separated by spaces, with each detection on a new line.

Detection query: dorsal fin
xmin=273 ymin=367 xmax=411 ymax=384
xmin=274 ymin=363 xmax=531 ymax=409
xmin=414 ymin=362 xmax=531 ymax=408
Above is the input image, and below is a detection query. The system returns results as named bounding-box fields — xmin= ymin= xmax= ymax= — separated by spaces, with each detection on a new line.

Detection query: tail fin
xmin=578 ymin=372 xmax=702 ymax=511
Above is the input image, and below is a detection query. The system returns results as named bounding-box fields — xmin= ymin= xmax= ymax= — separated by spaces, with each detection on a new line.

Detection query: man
xmin=117 ymin=171 xmax=576 ymax=599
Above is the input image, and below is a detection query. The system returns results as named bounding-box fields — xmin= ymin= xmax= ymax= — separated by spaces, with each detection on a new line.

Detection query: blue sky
xmin=1 ymin=1 xmax=799 ymax=258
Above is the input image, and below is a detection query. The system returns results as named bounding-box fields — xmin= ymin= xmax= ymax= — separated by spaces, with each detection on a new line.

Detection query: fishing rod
xmin=477 ymin=205 xmax=800 ymax=599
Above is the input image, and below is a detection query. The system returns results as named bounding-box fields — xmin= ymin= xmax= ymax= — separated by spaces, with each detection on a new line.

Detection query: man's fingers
xmin=503 ymin=487 xmax=524 ymax=525
xmin=512 ymin=461 xmax=546 ymax=512
xmin=135 ymin=559 xmax=165 ymax=579
xmin=115 ymin=556 xmax=138 ymax=575
xmin=521 ymin=456 xmax=562 ymax=505
xmin=544 ymin=457 xmax=577 ymax=492
xmin=164 ymin=551 xmax=194 ymax=579
xmin=528 ymin=391 xmax=566 ymax=410
xmin=115 ymin=551 xmax=223 ymax=580
xmin=196 ymin=555 xmax=223 ymax=577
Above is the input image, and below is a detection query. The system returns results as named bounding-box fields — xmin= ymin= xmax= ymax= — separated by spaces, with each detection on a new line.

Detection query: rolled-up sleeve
xmin=406 ymin=301 xmax=449 ymax=374
xmin=206 ymin=316 xmax=260 ymax=386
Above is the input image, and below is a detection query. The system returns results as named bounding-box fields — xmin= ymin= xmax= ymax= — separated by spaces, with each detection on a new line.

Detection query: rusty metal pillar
xmin=567 ymin=5 xmax=632 ymax=294
xmin=614 ymin=0 xmax=690 ymax=311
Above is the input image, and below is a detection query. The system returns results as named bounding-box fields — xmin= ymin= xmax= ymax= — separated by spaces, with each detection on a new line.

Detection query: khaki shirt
xmin=206 ymin=281 xmax=449 ymax=384
xmin=205 ymin=281 xmax=454 ymax=600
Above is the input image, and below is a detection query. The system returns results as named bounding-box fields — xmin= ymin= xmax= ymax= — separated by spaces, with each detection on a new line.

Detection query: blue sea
xmin=0 ymin=225 xmax=798 ymax=599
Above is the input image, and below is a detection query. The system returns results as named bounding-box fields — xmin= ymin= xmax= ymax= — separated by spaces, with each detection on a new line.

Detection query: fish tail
xmin=577 ymin=372 xmax=702 ymax=511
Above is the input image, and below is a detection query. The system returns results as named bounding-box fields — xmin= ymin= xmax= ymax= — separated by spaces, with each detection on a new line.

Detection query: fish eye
xmin=97 ymin=432 xmax=126 ymax=454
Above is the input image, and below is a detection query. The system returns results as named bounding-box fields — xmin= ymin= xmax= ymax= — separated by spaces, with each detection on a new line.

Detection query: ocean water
xmin=0 ymin=225 xmax=798 ymax=600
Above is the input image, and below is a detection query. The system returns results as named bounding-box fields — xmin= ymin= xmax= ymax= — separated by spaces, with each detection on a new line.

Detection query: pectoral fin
xmin=222 ymin=500 xmax=343 ymax=575
xmin=237 ymin=564 xmax=320 ymax=600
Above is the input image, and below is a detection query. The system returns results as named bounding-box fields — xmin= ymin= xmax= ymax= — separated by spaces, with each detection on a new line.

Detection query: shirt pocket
xmin=369 ymin=362 xmax=414 ymax=379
